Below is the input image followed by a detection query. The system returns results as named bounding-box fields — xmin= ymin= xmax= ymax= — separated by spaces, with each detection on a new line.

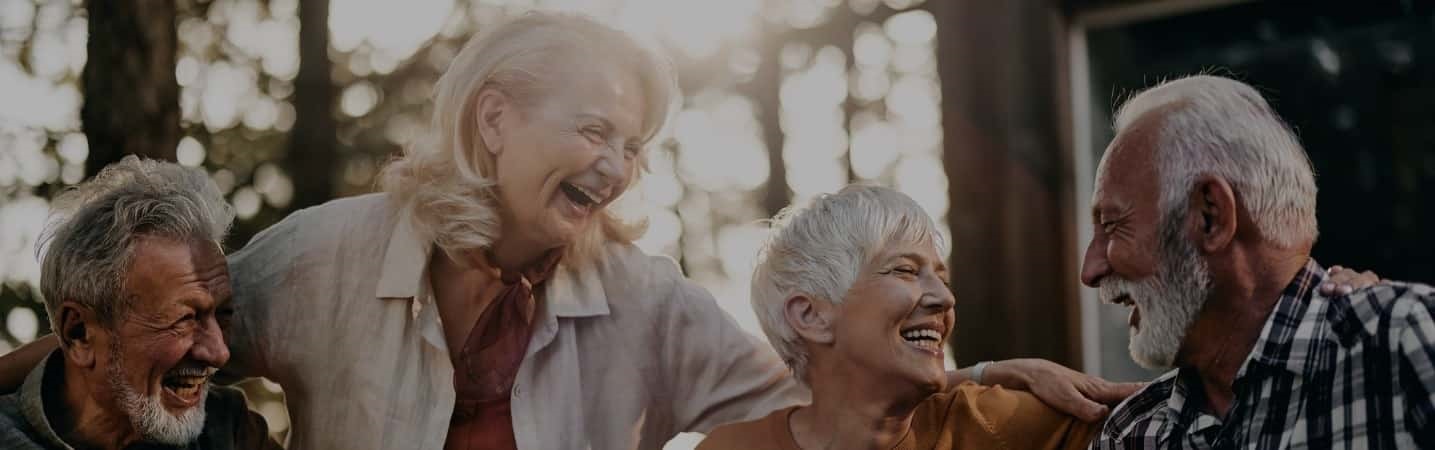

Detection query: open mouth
xmin=1107 ymin=294 xmax=1141 ymax=329
xmin=559 ymin=182 xmax=607 ymax=213
xmin=1108 ymin=293 xmax=1134 ymax=307
xmin=161 ymin=371 xmax=212 ymax=406
xmin=900 ymin=325 xmax=945 ymax=354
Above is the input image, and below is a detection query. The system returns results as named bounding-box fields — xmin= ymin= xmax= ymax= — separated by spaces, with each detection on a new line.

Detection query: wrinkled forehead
xmin=562 ymin=64 xmax=646 ymax=124
xmin=1095 ymin=117 xmax=1162 ymax=200
xmin=123 ymin=237 xmax=230 ymax=309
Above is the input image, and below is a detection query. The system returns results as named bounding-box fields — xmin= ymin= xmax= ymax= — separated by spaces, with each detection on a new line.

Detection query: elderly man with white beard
xmin=1080 ymin=75 xmax=1435 ymax=449
xmin=0 ymin=157 xmax=279 ymax=450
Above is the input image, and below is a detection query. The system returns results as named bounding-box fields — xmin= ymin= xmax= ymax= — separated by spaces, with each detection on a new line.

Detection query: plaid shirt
xmin=1092 ymin=260 xmax=1435 ymax=450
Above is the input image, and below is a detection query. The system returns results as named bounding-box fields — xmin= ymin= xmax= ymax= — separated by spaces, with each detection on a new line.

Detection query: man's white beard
xmin=105 ymin=357 xmax=208 ymax=445
xmin=1099 ymin=227 xmax=1213 ymax=370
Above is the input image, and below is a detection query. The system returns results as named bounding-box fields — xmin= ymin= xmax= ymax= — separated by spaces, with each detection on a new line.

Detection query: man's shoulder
xmin=0 ymin=392 xmax=47 ymax=449
xmin=0 ymin=391 xmax=23 ymax=423
xmin=199 ymin=386 xmax=277 ymax=450
xmin=1098 ymin=370 xmax=1179 ymax=443
xmin=1324 ymin=279 xmax=1435 ymax=343
xmin=204 ymin=385 xmax=253 ymax=414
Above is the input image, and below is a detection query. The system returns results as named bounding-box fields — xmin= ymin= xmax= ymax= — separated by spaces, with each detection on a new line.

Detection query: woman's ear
xmin=474 ymin=88 xmax=512 ymax=156
xmin=784 ymin=294 xmax=835 ymax=345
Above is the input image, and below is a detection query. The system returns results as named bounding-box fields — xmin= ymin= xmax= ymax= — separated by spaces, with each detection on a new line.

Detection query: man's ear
xmin=783 ymin=294 xmax=835 ymax=345
xmin=57 ymin=301 xmax=99 ymax=368
xmin=1188 ymin=174 xmax=1238 ymax=253
xmin=474 ymin=88 xmax=512 ymax=156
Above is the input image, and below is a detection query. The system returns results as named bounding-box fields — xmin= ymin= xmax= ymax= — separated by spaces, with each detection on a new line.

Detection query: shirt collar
xmin=19 ymin=351 xmax=77 ymax=450
xmin=1154 ymin=259 xmax=1329 ymax=429
xmin=1239 ymin=258 xmax=1329 ymax=377
xmin=372 ymin=212 xmax=611 ymax=318
xmin=543 ymin=259 xmax=611 ymax=318
xmin=374 ymin=212 xmax=429 ymax=300
xmin=1164 ymin=369 xmax=1222 ymax=435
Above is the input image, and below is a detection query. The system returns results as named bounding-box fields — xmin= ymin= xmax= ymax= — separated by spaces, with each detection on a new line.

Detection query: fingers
xmin=1075 ymin=398 xmax=1110 ymax=422
xmin=1321 ymin=265 xmax=1384 ymax=296
xmin=1088 ymin=380 xmax=1146 ymax=405
xmin=1058 ymin=388 xmax=1110 ymax=422
xmin=1058 ymin=377 xmax=1140 ymax=422
xmin=1318 ymin=283 xmax=1355 ymax=295
xmin=1322 ymin=266 xmax=1357 ymax=295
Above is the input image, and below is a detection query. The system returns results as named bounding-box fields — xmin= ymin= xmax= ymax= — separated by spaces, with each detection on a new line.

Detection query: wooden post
xmin=934 ymin=0 xmax=1082 ymax=368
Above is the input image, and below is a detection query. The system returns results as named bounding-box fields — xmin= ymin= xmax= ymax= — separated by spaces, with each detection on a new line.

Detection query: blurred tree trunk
xmin=752 ymin=27 xmax=788 ymax=217
xmin=82 ymin=0 xmax=180 ymax=176
xmin=286 ymin=0 xmax=337 ymax=210
xmin=936 ymin=0 xmax=1081 ymax=368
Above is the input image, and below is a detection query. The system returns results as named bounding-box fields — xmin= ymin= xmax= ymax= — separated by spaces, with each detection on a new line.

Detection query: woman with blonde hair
xmin=0 ymin=10 xmax=1185 ymax=450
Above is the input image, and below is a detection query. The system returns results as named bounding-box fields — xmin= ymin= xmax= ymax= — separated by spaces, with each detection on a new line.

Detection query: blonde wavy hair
xmin=381 ymin=11 xmax=678 ymax=265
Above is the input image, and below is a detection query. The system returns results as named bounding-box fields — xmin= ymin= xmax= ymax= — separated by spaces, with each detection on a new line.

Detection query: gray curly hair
xmin=37 ymin=156 xmax=234 ymax=334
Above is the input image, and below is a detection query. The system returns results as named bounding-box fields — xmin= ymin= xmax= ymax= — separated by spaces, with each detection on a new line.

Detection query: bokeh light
xmin=0 ymin=1 xmax=948 ymax=447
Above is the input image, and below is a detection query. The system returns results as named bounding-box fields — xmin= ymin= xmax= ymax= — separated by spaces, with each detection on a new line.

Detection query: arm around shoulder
xmin=222 ymin=206 xmax=315 ymax=379
xmin=0 ymin=335 xmax=57 ymax=394
xmin=653 ymin=259 xmax=805 ymax=434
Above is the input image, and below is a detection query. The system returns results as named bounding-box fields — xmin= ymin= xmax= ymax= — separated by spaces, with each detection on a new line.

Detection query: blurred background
xmin=0 ymin=0 xmax=1432 ymax=446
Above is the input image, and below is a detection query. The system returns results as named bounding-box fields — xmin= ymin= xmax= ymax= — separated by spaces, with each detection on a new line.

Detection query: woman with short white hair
xmin=2 ymin=11 xmax=1149 ymax=450
xmin=702 ymin=185 xmax=1101 ymax=449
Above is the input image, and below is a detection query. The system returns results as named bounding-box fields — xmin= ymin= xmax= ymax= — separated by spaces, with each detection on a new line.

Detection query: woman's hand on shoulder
xmin=981 ymin=358 xmax=1144 ymax=422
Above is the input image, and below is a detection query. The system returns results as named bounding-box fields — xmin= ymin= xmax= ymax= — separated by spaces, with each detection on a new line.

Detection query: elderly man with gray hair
xmin=1082 ymin=75 xmax=1435 ymax=449
xmin=0 ymin=157 xmax=279 ymax=449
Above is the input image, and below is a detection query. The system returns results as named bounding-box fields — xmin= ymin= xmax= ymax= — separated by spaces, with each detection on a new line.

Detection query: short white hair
xmin=1108 ymin=75 xmax=1318 ymax=248
xmin=38 ymin=156 xmax=233 ymax=333
xmin=380 ymin=11 xmax=679 ymax=264
xmin=750 ymin=185 xmax=946 ymax=382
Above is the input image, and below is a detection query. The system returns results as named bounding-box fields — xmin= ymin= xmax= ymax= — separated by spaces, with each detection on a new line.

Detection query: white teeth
xmin=901 ymin=329 xmax=942 ymax=341
xmin=572 ymin=184 xmax=604 ymax=204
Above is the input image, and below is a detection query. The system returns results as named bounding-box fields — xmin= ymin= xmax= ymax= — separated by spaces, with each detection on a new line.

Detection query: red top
xmin=444 ymin=251 xmax=561 ymax=450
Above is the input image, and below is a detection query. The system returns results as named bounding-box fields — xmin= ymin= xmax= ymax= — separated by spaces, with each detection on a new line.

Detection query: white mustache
xmin=1097 ymin=277 xmax=1134 ymax=304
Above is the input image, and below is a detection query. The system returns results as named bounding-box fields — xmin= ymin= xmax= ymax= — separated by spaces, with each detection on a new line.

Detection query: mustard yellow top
xmin=698 ymin=382 xmax=1098 ymax=450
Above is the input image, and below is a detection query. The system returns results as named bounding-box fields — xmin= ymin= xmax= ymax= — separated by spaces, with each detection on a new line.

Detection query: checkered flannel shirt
xmin=1092 ymin=260 xmax=1435 ymax=449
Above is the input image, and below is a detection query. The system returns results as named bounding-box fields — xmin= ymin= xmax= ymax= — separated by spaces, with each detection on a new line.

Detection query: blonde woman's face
xmin=490 ymin=62 xmax=646 ymax=249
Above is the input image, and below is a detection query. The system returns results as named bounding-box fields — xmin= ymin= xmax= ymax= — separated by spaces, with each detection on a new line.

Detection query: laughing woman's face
xmin=829 ymin=240 xmax=956 ymax=394
xmin=486 ymin=61 xmax=647 ymax=249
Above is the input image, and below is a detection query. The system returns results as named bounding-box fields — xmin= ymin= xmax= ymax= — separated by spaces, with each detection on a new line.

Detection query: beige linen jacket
xmin=225 ymin=193 xmax=806 ymax=450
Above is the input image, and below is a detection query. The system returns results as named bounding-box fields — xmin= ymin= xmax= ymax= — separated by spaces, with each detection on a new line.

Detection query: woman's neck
xmin=487 ymin=234 xmax=557 ymax=273
xmin=790 ymin=367 xmax=926 ymax=450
